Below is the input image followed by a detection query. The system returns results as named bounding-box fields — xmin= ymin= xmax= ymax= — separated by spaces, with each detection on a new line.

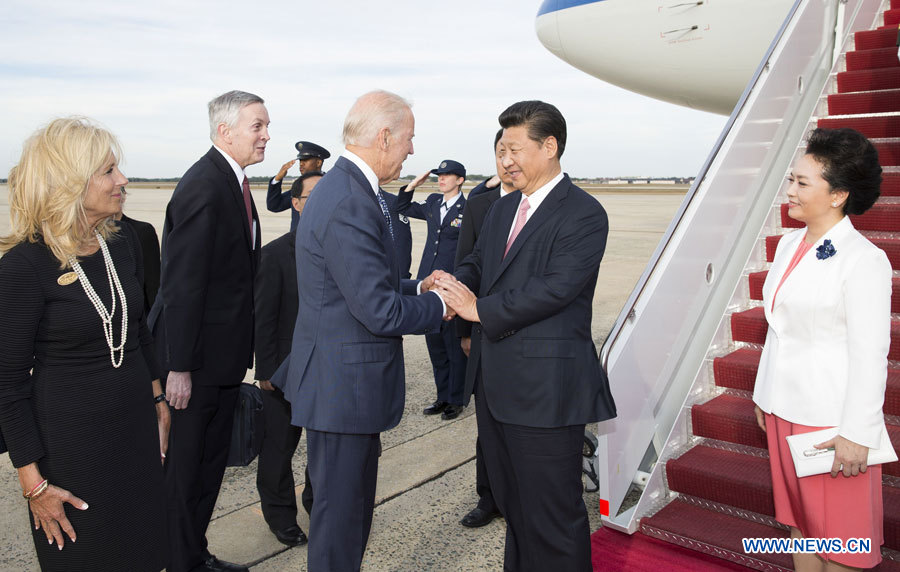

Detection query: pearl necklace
xmin=68 ymin=231 xmax=127 ymax=368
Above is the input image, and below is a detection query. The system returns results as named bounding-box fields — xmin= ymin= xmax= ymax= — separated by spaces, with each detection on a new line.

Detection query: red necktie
xmin=241 ymin=176 xmax=253 ymax=233
xmin=504 ymin=197 xmax=531 ymax=258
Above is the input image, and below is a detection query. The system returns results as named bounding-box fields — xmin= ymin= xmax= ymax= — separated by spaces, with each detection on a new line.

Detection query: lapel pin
xmin=816 ymin=239 xmax=836 ymax=260
xmin=57 ymin=271 xmax=78 ymax=286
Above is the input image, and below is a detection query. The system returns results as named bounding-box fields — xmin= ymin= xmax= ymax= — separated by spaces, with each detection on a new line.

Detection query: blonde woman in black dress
xmin=0 ymin=117 xmax=169 ymax=571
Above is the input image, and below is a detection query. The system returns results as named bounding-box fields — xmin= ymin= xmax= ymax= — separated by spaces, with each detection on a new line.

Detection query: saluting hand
xmin=407 ymin=170 xmax=432 ymax=191
xmin=275 ymin=159 xmax=297 ymax=182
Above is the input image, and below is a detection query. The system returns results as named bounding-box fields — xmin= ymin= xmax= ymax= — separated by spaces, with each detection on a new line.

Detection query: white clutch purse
xmin=785 ymin=425 xmax=897 ymax=478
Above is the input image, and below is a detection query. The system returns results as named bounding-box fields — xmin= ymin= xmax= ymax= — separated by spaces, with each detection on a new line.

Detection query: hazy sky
xmin=0 ymin=0 xmax=728 ymax=179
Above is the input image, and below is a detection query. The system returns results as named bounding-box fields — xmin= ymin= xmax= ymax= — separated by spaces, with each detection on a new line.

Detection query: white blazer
xmin=752 ymin=216 xmax=892 ymax=448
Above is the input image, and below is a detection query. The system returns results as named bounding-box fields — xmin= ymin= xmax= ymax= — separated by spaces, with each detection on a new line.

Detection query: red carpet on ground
xmin=591 ymin=526 xmax=749 ymax=571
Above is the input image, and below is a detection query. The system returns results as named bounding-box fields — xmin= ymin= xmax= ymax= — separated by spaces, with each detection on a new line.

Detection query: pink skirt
xmin=765 ymin=413 xmax=883 ymax=568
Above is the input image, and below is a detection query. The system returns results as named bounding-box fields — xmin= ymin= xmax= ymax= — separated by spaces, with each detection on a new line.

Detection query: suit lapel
xmin=771 ymin=216 xmax=853 ymax=314
xmin=487 ymin=179 xmax=568 ymax=291
xmin=336 ymin=158 xmax=401 ymax=285
xmin=483 ymin=191 xmax=520 ymax=283
xmin=207 ymin=147 xmax=254 ymax=252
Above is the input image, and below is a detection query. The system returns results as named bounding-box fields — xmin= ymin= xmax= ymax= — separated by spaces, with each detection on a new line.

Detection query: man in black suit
xmin=151 ymin=90 xmax=268 ymax=572
xmin=254 ymin=172 xmax=322 ymax=548
xmin=453 ymin=129 xmax=510 ymax=529
xmin=114 ymin=187 xmax=161 ymax=313
xmin=434 ymin=101 xmax=616 ymax=572
xmin=398 ymin=160 xmax=468 ymax=420
xmin=267 ymin=141 xmax=330 ymax=231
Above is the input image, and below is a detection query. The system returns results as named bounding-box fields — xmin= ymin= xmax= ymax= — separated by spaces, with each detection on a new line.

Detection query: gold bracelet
xmin=24 ymin=480 xmax=49 ymax=500
xmin=22 ymin=478 xmax=46 ymax=499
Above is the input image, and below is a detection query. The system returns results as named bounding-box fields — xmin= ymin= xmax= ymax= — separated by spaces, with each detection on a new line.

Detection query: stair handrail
xmin=597 ymin=0 xmax=890 ymax=532
xmin=599 ymin=0 xmax=807 ymax=372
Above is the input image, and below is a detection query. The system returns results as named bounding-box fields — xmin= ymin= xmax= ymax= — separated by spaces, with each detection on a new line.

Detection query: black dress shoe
xmin=423 ymin=400 xmax=448 ymax=415
xmin=196 ymin=555 xmax=249 ymax=572
xmin=460 ymin=506 xmax=501 ymax=528
xmin=441 ymin=404 xmax=464 ymax=420
xmin=271 ymin=524 xmax=308 ymax=547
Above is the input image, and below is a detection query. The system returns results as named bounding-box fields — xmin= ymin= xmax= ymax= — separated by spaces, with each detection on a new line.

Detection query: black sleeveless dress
xmin=0 ymin=224 xmax=168 ymax=571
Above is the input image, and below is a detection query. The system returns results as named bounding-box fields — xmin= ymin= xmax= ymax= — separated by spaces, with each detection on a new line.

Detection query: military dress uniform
xmin=397 ymin=160 xmax=468 ymax=415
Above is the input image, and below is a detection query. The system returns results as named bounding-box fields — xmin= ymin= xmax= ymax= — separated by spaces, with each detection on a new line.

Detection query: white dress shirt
xmin=507 ymin=171 xmax=564 ymax=244
xmin=440 ymin=192 xmax=462 ymax=223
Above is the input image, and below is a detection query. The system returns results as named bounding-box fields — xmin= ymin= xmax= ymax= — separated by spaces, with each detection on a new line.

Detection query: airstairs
xmin=596 ymin=0 xmax=900 ymax=568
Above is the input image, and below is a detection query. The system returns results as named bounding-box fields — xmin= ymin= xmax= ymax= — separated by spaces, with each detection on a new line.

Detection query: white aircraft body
xmin=535 ymin=0 xmax=796 ymax=114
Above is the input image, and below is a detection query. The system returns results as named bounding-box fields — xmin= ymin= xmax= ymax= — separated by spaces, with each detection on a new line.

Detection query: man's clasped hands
xmin=421 ymin=270 xmax=480 ymax=323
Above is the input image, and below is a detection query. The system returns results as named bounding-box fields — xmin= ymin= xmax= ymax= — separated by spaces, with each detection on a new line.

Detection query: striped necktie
xmin=376 ymin=190 xmax=395 ymax=241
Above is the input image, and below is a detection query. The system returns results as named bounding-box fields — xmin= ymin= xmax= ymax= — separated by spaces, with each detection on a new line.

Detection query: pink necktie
xmin=241 ymin=176 xmax=253 ymax=233
xmin=504 ymin=197 xmax=531 ymax=258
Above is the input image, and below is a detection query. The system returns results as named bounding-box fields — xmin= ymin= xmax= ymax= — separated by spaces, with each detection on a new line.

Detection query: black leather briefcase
xmin=226 ymin=382 xmax=265 ymax=467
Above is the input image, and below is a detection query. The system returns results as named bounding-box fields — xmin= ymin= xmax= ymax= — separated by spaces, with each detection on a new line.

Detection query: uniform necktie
xmin=241 ymin=176 xmax=253 ymax=233
xmin=441 ymin=202 xmax=449 ymax=223
xmin=504 ymin=197 xmax=531 ymax=258
xmin=377 ymin=190 xmax=395 ymax=241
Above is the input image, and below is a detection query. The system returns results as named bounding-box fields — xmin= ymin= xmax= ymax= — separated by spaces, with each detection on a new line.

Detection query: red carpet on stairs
xmin=591 ymin=526 xmax=750 ymax=571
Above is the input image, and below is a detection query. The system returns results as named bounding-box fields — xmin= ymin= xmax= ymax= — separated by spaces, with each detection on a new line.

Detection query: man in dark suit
xmin=114 ymin=187 xmax=161 ymax=313
xmin=150 ymin=90 xmax=268 ymax=572
xmin=453 ymin=129 xmax=510 ymax=529
xmin=434 ymin=101 xmax=616 ymax=572
xmin=254 ymin=172 xmax=322 ymax=548
xmin=272 ymin=90 xmax=448 ymax=572
xmin=397 ymin=160 xmax=468 ymax=420
xmin=266 ymin=141 xmax=330 ymax=231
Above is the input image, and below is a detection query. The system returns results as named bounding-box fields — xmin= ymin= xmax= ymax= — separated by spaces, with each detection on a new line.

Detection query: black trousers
xmin=425 ymin=320 xmax=467 ymax=406
xmin=306 ymin=429 xmax=380 ymax=572
xmin=256 ymin=387 xmax=314 ymax=529
xmin=475 ymin=374 xmax=591 ymax=572
xmin=165 ymin=383 xmax=239 ymax=572
xmin=474 ymin=435 xmax=498 ymax=512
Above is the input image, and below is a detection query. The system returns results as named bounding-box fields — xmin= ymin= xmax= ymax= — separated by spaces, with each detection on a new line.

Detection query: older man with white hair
xmin=150 ymin=90 xmax=268 ymax=572
xmin=272 ymin=90 xmax=447 ymax=572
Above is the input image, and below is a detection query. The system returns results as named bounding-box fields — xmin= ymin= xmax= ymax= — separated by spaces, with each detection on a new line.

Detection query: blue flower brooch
xmin=816 ymin=239 xmax=836 ymax=260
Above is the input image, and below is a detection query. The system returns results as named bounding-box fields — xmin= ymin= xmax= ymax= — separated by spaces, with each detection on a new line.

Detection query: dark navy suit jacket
xmin=396 ymin=186 xmax=466 ymax=280
xmin=454 ymin=187 xmax=502 ymax=339
xmin=454 ymin=175 xmax=616 ymax=427
xmin=273 ymin=157 xmax=444 ymax=434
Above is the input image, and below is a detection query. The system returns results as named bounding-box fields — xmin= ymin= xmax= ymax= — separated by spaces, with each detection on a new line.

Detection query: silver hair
xmin=208 ymin=90 xmax=265 ymax=142
xmin=342 ymin=90 xmax=412 ymax=147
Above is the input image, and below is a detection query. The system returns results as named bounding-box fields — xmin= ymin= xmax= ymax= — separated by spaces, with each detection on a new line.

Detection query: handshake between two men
xmin=421 ymin=270 xmax=479 ymax=323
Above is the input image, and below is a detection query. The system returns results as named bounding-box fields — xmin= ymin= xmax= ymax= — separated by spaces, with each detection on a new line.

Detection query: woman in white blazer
xmin=753 ymin=127 xmax=890 ymax=570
